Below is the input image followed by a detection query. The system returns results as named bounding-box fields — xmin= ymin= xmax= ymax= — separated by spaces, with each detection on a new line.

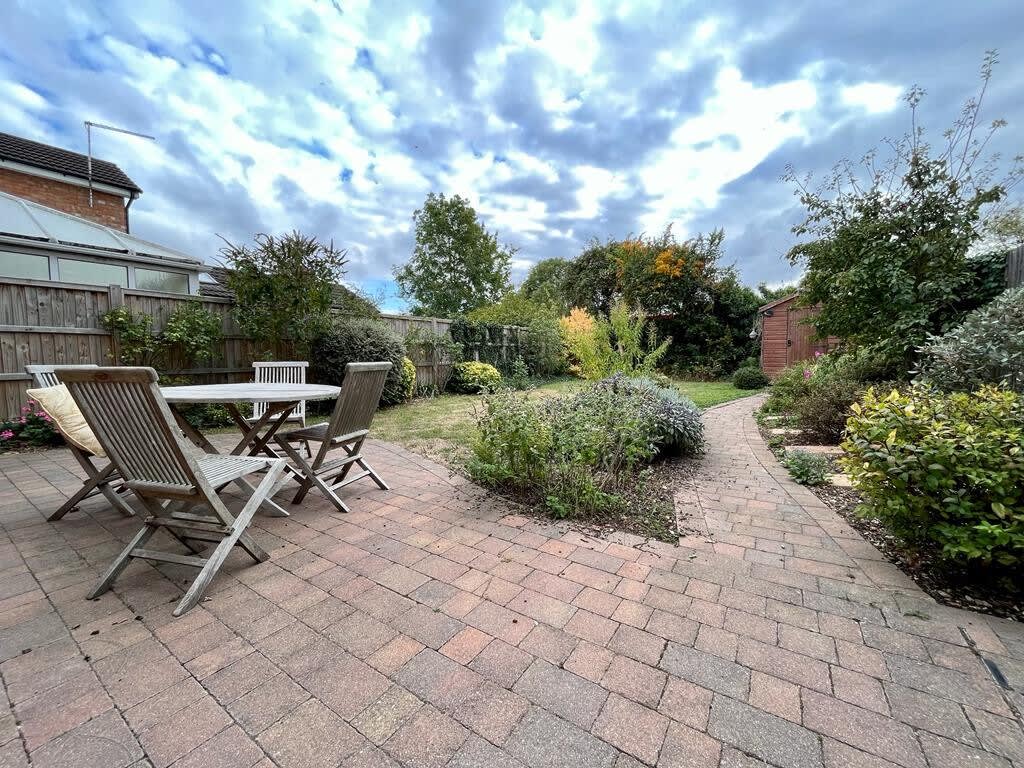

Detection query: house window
xmin=136 ymin=268 xmax=189 ymax=294
xmin=0 ymin=251 xmax=50 ymax=280
xmin=57 ymin=257 xmax=128 ymax=287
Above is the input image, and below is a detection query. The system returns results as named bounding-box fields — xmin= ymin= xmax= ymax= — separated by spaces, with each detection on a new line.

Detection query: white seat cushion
xmin=26 ymin=384 xmax=105 ymax=457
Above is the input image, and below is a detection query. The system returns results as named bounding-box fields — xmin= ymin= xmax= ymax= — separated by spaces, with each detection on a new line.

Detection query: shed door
xmin=787 ymin=306 xmax=829 ymax=366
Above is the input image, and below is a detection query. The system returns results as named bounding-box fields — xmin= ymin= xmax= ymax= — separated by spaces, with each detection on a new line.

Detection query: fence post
xmin=107 ymin=284 xmax=124 ymax=365
xmin=431 ymin=317 xmax=439 ymax=384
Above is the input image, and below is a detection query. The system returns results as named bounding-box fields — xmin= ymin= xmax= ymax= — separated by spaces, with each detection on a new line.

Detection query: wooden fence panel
xmin=0 ymin=278 xmax=527 ymax=418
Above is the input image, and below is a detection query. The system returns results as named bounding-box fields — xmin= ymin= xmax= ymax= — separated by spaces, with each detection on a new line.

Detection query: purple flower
xmin=803 ymin=368 xmax=812 ymax=380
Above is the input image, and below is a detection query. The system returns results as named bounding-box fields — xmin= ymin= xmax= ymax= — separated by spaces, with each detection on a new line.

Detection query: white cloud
xmin=840 ymin=82 xmax=903 ymax=114
xmin=0 ymin=0 xmax=1017 ymax=305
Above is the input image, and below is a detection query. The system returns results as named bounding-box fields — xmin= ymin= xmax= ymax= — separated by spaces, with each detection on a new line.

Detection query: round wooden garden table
xmin=160 ymin=382 xmax=340 ymax=516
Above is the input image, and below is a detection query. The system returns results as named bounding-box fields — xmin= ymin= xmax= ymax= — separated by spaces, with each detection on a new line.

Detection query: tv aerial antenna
xmin=84 ymin=121 xmax=155 ymax=206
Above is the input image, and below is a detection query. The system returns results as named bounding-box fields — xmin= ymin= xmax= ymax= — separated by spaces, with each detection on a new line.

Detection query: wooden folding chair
xmin=25 ymin=364 xmax=135 ymax=521
xmin=274 ymin=362 xmax=391 ymax=513
xmin=249 ymin=361 xmax=311 ymax=456
xmin=249 ymin=361 xmax=310 ymax=426
xmin=58 ymin=367 xmax=286 ymax=617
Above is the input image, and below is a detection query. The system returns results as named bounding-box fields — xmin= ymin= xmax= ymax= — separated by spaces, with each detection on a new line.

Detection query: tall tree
xmin=560 ymin=240 xmax=620 ymax=315
xmin=394 ymin=193 xmax=513 ymax=316
xmin=787 ymin=52 xmax=1019 ymax=366
xmin=520 ymin=257 xmax=572 ymax=313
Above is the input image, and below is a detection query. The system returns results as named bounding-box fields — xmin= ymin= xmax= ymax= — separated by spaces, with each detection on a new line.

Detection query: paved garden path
xmin=0 ymin=395 xmax=1022 ymax=768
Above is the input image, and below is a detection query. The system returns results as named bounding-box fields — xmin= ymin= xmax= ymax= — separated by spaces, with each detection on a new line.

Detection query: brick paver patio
xmin=1 ymin=395 xmax=1022 ymax=767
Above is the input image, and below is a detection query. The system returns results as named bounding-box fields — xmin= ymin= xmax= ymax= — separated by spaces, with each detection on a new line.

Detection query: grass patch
xmin=673 ymin=380 xmax=760 ymax=409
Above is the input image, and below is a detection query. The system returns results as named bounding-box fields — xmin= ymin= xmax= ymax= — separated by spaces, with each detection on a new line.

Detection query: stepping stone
xmin=769 ymin=428 xmax=802 ymax=436
xmin=789 ymin=445 xmax=843 ymax=456
xmin=828 ymin=474 xmax=853 ymax=488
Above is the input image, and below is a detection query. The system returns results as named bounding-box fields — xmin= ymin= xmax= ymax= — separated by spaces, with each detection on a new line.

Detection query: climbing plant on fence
xmin=449 ymin=319 xmax=561 ymax=376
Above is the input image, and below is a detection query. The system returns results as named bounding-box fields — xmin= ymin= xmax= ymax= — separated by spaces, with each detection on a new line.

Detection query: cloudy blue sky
xmin=2 ymin=1 xmax=1022 ymax=310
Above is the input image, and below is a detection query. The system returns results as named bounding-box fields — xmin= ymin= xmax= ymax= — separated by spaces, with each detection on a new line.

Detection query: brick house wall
xmin=0 ymin=168 xmax=128 ymax=231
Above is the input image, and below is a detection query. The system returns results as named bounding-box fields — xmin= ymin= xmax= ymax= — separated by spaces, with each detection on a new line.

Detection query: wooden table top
xmin=160 ymin=382 xmax=340 ymax=403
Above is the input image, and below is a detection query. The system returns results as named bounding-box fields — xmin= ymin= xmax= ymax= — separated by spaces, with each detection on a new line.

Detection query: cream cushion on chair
xmin=26 ymin=384 xmax=106 ymax=457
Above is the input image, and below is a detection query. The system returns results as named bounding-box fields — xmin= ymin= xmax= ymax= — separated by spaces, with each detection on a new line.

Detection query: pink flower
xmin=19 ymin=417 xmax=26 ymax=424
xmin=803 ymin=368 xmax=812 ymax=380
xmin=814 ymin=350 xmax=823 ymax=358
xmin=0 ymin=430 xmax=13 ymax=440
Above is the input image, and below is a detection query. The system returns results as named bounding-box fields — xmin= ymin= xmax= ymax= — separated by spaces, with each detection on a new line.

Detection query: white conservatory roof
xmin=0 ymin=190 xmax=200 ymax=267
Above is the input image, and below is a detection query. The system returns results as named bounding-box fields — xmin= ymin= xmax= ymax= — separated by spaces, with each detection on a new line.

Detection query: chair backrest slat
xmin=252 ymin=361 xmax=308 ymax=421
xmin=327 ymin=362 xmax=392 ymax=438
xmin=26 ymin=364 xmax=99 ymax=389
xmin=58 ymin=367 xmax=200 ymax=494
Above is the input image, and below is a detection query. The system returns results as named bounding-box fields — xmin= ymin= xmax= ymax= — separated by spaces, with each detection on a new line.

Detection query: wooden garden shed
xmin=757 ymin=293 xmax=839 ymax=376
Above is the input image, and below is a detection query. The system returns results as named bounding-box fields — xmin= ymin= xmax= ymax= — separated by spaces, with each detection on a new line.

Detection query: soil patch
xmin=475 ymin=456 xmax=697 ymax=544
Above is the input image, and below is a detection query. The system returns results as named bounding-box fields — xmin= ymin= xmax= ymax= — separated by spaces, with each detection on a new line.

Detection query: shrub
xmin=102 ymin=307 xmax=162 ymax=366
xmin=0 ymin=401 xmax=63 ymax=451
xmin=467 ymin=377 xmax=702 ymax=520
xmin=791 ymin=374 xmax=864 ymax=441
xmin=917 ymin=287 xmax=1024 ymax=393
xmin=505 ymin=357 xmax=530 ymax=391
xmin=559 ymin=301 xmax=670 ymax=380
xmin=467 ymin=390 xmax=551 ymax=486
xmin=763 ymin=363 xmax=813 ymax=414
xmin=158 ymin=375 xmax=234 ymax=428
xmin=782 ymin=450 xmax=829 ymax=486
xmin=310 ymin=318 xmax=407 ymax=406
xmin=400 ymin=357 xmax=417 ymax=402
xmin=843 ymin=385 xmax=1024 ymax=566
xmin=597 ymin=376 xmax=704 ymax=457
xmin=449 ymin=361 xmax=502 ymax=393
xmin=733 ymin=366 xmax=769 ymax=390
xmin=523 ymin=316 xmax=566 ymax=376
xmin=223 ymin=231 xmax=348 ymax=352
xmin=549 ymin=383 xmax=661 ymax=477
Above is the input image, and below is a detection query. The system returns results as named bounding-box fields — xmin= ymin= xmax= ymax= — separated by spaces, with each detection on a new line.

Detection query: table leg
xmin=225 ymin=402 xmax=293 ymax=457
xmin=171 ymin=407 xmax=219 ymax=453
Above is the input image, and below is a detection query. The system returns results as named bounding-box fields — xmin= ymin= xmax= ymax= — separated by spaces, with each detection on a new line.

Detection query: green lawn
xmin=372 ymin=377 xmax=759 ymax=465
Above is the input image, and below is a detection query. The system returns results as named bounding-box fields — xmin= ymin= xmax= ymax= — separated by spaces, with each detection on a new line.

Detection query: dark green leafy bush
xmin=782 ymin=450 xmax=829 ymax=486
xmin=158 ymin=375 xmax=234 ymax=428
xmin=733 ymin=366 xmax=769 ymax=390
xmin=792 ymin=374 xmax=865 ymax=441
xmin=310 ymin=319 xmax=407 ymax=406
xmin=467 ymin=390 xmax=551 ymax=486
xmin=842 ymin=385 xmax=1024 ymax=566
xmin=449 ymin=361 xmax=502 ymax=393
xmin=917 ymin=287 xmax=1024 ymax=393
xmin=505 ymin=357 xmax=530 ymax=391
xmin=762 ymin=363 xmax=813 ymax=414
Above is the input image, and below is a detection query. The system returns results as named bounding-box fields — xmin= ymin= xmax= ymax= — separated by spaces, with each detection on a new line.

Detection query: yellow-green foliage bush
xmin=559 ymin=301 xmax=669 ymax=380
xmin=449 ymin=361 xmax=502 ymax=393
xmin=843 ymin=385 xmax=1024 ymax=566
xmin=400 ymin=357 xmax=417 ymax=401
